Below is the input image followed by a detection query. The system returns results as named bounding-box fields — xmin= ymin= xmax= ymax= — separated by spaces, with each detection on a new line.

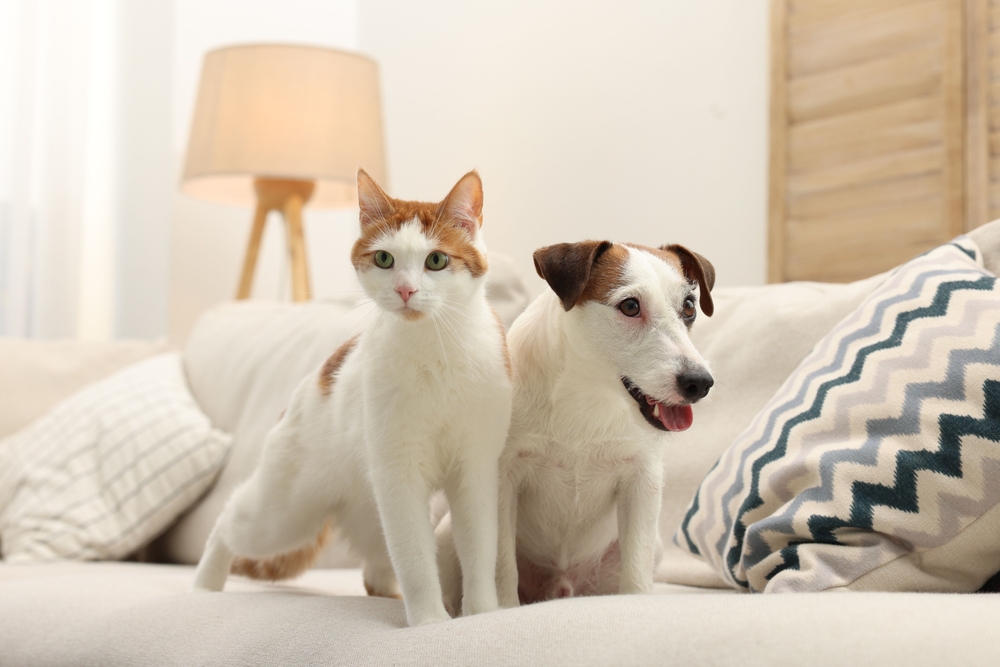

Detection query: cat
xmin=193 ymin=169 xmax=513 ymax=627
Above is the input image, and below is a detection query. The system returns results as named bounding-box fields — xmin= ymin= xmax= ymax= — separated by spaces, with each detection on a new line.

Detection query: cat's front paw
xmin=461 ymin=593 xmax=499 ymax=616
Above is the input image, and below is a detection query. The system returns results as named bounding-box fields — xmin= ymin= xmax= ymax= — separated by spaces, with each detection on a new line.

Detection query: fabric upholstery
xmin=0 ymin=354 xmax=232 ymax=562
xmin=677 ymin=237 xmax=1000 ymax=592
xmin=2 ymin=563 xmax=1000 ymax=667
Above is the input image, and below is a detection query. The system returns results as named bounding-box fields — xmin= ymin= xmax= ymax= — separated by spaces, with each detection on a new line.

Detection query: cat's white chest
xmin=357 ymin=316 xmax=509 ymax=472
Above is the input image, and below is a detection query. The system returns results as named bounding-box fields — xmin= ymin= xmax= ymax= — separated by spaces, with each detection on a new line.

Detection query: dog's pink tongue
xmin=659 ymin=404 xmax=694 ymax=432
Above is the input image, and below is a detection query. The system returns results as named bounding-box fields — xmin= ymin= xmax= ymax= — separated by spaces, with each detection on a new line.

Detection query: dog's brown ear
xmin=661 ymin=244 xmax=715 ymax=317
xmin=533 ymin=241 xmax=614 ymax=311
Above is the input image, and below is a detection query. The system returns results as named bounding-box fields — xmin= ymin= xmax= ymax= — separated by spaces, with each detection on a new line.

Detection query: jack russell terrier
xmin=438 ymin=240 xmax=715 ymax=611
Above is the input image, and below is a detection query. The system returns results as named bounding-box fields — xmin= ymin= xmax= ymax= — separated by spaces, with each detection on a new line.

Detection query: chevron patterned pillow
xmin=676 ymin=237 xmax=1000 ymax=593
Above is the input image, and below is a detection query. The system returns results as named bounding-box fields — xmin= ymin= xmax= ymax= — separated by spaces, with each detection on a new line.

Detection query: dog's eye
xmin=682 ymin=296 xmax=696 ymax=319
xmin=619 ymin=298 xmax=641 ymax=318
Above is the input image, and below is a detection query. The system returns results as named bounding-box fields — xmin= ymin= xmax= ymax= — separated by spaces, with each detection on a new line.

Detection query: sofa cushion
xmin=2 ymin=562 xmax=999 ymax=667
xmin=0 ymin=354 xmax=232 ymax=562
xmin=677 ymin=236 xmax=1000 ymax=593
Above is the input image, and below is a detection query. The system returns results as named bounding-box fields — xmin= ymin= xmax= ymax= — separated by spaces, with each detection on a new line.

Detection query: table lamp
xmin=181 ymin=44 xmax=386 ymax=301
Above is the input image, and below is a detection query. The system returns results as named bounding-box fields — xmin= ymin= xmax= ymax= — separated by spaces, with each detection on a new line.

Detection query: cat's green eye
xmin=374 ymin=250 xmax=394 ymax=269
xmin=425 ymin=251 xmax=449 ymax=271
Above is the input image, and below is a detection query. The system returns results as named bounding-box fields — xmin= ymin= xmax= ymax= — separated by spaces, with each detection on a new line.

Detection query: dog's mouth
xmin=621 ymin=377 xmax=693 ymax=432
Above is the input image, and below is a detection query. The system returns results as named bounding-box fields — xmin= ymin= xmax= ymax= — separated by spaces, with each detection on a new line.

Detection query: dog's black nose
xmin=677 ymin=371 xmax=714 ymax=401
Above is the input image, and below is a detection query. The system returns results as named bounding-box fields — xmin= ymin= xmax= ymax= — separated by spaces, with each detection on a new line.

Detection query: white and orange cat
xmin=193 ymin=169 xmax=513 ymax=627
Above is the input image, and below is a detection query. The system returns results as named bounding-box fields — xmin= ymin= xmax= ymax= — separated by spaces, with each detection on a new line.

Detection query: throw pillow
xmin=0 ymin=353 xmax=232 ymax=562
xmin=676 ymin=237 xmax=1000 ymax=593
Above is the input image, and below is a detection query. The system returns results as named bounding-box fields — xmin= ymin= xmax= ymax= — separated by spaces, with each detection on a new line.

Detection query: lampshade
xmin=181 ymin=44 xmax=386 ymax=209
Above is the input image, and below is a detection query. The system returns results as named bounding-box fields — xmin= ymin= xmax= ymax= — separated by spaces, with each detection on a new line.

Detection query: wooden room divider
xmin=768 ymin=0 xmax=999 ymax=282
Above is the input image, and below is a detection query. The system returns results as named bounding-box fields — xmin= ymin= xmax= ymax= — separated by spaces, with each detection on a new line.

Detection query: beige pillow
xmin=676 ymin=237 xmax=1000 ymax=593
xmin=654 ymin=276 xmax=885 ymax=585
xmin=0 ymin=353 xmax=232 ymax=562
xmin=655 ymin=220 xmax=1000 ymax=586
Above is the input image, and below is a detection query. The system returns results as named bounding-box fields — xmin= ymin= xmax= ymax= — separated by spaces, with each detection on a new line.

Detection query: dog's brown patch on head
xmin=533 ymin=240 xmax=615 ymax=310
xmin=658 ymin=244 xmax=715 ymax=317
xmin=625 ymin=243 xmax=683 ymax=275
xmin=579 ymin=244 xmax=630 ymax=305
xmin=490 ymin=307 xmax=512 ymax=378
xmin=351 ymin=169 xmax=487 ymax=278
xmin=231 ymin=522 xmax=332 ymax=581
xmin=624 ymin=243 xmax=715 ymax=317
xmin=318 ymin=335 xmax=360 ymax=396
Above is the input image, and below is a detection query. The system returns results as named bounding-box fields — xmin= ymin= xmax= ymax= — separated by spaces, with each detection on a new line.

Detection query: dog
xmin=438 ymin=240 xmax=715 ymax=611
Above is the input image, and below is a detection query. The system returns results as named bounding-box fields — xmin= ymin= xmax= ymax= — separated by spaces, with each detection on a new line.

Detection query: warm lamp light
xmin=181 ymin=43 xmax=387 ymax=301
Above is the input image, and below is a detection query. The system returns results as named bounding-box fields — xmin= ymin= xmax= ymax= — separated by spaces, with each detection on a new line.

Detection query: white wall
xmin=359 ymin=0 xmax=770 ymax=293
xmin=117 ymin=0 xmax=174 ymax=339
xmin=168 ymin=0 xmax=770 ymax=341
xmin=169 ymin=0 xmax=360 ymax=343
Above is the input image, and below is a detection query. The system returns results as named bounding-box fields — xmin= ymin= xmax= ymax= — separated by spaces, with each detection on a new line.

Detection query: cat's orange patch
xmin=319 ymin=335 xmax=360 ymax=396
xmin=350 ymin=189 xmax=487 ymax=278
xmin=433 ymin=224 xmax=488 ymax=278
xmin=364 ymin=582 xmax=403 ymax=600
xmin=231 ymin=522 xmax=332 ymax=581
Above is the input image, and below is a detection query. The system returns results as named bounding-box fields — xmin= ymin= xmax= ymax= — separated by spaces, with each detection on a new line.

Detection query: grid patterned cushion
xmin=0 ymin=353 xmax=232 ymax=562
xmin=676 ymin=237 xmax=1000 ymax=593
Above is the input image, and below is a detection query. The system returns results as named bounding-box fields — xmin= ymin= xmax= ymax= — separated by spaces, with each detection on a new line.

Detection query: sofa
xmin=3 ymin=232 xmax=1000 ymax=666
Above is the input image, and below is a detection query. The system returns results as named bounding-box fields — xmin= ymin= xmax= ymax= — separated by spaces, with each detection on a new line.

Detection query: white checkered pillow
xmin=676 ymin=237 xmax=1000 ymax=593
xmin=0 ymin=353 xmax=232 ymax=562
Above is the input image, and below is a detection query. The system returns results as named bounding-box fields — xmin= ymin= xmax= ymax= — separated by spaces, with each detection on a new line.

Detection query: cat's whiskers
xmin=333 ymin=297 xmax=376 ymax=324
xmin=429 ymin=315 xmax=450 ymax=367
xmin=353 ymin=305 xmax=383 ymax=336
xmin=434 ymin=305 xmax=493 ymax=375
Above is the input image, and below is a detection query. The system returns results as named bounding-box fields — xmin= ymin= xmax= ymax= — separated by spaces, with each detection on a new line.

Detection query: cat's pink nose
xmin=396 ymin=285 xmax=417 ymax=304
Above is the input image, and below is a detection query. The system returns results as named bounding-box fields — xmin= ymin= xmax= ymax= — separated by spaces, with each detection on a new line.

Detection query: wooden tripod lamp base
xmin=236 ymin=177 xmax=315 ymax=302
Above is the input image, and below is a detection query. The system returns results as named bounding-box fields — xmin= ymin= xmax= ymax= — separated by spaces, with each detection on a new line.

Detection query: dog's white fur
xmin=439 ymin=242 xmax=713 ymax=609
xmin=194 ymin=172 xmax=512 ymax=627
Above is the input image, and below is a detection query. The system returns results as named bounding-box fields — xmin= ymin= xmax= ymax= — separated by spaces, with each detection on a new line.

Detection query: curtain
xmin=0 ymin=0 xmax=120 ymax=338
xmin=0 ymin=0 xmax=172 ymax=340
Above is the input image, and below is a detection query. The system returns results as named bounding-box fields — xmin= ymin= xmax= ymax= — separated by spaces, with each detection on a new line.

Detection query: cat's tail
xmin=230 ymin=522 xmax=332 ymax=581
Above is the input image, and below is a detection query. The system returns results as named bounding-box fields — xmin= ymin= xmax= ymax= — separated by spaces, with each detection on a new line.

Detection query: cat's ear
xmin=357 ymin=168 xmax=393 ymax=228
xmin=533 ymin=241 xmax=613 ymax=311
xmin=438 ymin=171 xmax=483 ymax=237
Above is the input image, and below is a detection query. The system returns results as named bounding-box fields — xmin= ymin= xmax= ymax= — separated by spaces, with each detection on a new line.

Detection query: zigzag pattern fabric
xmin=676 ymin=238 xmax=1000 ymax=593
